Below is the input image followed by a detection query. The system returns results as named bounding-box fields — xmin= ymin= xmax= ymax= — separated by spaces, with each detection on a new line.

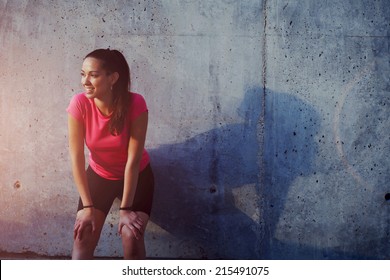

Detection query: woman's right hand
xmin=73 ymin=208 xmax=96 ymax=241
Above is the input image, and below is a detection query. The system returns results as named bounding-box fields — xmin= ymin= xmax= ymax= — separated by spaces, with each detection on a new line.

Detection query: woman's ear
xmin=110 ymin=72 xmax=119 ymax=85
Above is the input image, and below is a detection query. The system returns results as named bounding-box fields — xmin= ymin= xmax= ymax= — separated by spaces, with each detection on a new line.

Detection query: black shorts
xmin=77 ymin=164 xmax=154 ymax=216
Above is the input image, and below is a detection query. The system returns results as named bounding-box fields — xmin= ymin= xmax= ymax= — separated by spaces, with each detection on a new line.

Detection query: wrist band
xmin=83 ymin=205 xmax=94 ymax=209
xmin=119 ymin=207 xmax=132 ymax=211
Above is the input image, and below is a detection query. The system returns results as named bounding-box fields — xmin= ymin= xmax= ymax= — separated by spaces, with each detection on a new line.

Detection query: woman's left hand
xmin=118 ymin=210 xmax=144 ymax=239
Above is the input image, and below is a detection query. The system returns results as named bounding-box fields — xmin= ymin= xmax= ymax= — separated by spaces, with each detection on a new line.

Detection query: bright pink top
xmin=67 ymin=92 xmax=150 ymax=180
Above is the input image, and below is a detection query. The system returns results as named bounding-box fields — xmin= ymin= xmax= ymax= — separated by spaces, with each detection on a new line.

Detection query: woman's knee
xmin=121 ymin=225 xmax=142 ymax=243
xmin=73 ymin=209 xmax=106 ymax=251
xmin=121 ymin=225 xmax=146 ymax=259
xmin=73 ymin=226 xmax=98 ymax=249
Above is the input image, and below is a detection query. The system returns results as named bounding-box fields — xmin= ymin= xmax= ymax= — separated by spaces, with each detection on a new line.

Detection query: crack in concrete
xmin=256 ymin=0 xmax=268 ymax=258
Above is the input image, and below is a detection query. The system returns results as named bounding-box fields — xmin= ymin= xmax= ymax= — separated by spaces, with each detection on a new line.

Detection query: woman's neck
xmin=94 ymin=95 xmax=113 ymax=116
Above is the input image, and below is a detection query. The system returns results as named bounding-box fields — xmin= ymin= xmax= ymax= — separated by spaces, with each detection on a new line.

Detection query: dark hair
xmin=85 ymin=48 xmax=131 ymax=135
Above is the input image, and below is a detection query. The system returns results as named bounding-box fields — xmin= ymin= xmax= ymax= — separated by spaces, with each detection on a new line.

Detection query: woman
xmin=66 ymin=49 xmax=154 ymax=259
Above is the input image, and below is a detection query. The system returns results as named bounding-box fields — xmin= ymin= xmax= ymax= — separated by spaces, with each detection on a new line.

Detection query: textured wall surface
xmin=0 ymin=0 xmax=389 ymax=259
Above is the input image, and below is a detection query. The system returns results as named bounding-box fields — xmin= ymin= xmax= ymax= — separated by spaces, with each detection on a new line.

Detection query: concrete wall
xmin=0 ymin=0 xmax=388 ymax=259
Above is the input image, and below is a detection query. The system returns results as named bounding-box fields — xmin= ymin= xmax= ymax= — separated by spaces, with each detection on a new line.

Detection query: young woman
xmin=66 ymin=49 xmax=154 ymax=259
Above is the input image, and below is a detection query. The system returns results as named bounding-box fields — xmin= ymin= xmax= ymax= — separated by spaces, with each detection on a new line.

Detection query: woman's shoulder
xmin=129 ymin=91 xmax=144 ymax=100
xmin=129 ymin=92 xmax=147 ymax=105
xmin=67 ymin=93 xmax=91 ymax=120
xmin=71 ymin=92 xmax=89 ymax=102
xmin=128 ymin=92 xmax=148 ymax=119
xmin=68 ymin=92 xmax=91 ymax=108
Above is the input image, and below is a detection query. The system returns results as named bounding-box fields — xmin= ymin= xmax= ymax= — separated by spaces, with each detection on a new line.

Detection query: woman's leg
xmin=121 ymin=164 xmax=154 ymax=259
xmin=121 ymin=211 xmax=150 ymax=259
xmin=71 ymin=209 xmax=106 ymax=260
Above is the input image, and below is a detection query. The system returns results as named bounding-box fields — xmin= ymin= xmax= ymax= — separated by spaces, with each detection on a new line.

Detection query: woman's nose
xmin=82 ymin=75 xmax=91 ymax=85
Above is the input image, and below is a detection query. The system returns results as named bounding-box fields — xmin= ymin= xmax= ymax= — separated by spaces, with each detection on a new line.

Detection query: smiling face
xmin=81 ymin=57 xmax=117 ymax=100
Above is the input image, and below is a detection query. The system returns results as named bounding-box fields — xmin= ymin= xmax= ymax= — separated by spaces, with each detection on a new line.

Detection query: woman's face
xmin=81 ymin=57 xmax=116 ymax=100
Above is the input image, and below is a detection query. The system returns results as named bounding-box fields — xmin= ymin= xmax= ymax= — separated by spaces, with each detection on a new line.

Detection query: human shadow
xmin=261 ymin=90 xmax=381 ymax=260
xmin=148 ymin=87 xmax=323 ymax=259
xmin=261 ymin=90 xmax=321 ymax=259
xmin=149 ymin=87 xmax=262 ymax=259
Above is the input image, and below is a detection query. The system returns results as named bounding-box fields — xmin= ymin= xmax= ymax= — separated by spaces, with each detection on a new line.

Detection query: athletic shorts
xmin=77 ymin=164 xmax=154 ymax=216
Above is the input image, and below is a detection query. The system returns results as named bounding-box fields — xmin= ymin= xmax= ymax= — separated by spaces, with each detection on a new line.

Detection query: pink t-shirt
xmin=66 ymin=92 xmax=150 ymax=180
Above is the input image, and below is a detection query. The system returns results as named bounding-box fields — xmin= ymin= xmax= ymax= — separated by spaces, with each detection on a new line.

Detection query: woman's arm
xmin=68 ymin=114 xmax=91 ymax=206
xmin=118 ymin=111 xmax=148 ymax=238
xmin=121 ymin=111 xmax=148 ymax=208
xmin=68 ymin=114 xmax=95 ymax=239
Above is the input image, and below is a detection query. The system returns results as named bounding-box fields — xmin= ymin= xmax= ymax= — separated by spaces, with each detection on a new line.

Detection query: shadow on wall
xmin=262 ymin=90 xmax=321 ymax=259
xmin=149 ymin=87 xmax=262 ymax=259
xmin=148 ymin=87 xmax=344 ymax=259
xmin=262 ymin=88 xmax=388 ymax=260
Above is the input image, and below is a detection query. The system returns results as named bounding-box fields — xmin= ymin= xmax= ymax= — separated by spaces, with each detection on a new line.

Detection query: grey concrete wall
xmin=0 ymin=0 xmax=388 ymax=259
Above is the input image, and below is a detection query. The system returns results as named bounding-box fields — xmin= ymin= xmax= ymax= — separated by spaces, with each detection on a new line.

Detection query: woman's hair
xmin=85 ymin=48 xmax=131 ymax=135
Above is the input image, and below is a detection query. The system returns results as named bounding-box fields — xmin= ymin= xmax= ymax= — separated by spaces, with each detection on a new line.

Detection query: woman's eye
xmin=80 ymin=73 xmax=99 ymax=78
